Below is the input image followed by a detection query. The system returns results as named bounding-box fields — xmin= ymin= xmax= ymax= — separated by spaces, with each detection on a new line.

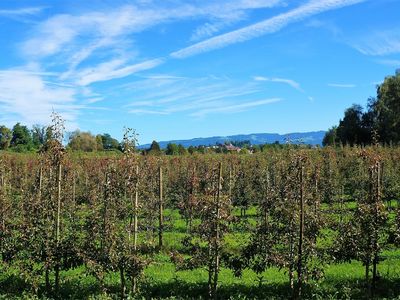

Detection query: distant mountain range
xmin=140 ymin=131 xmax=326 ymax=149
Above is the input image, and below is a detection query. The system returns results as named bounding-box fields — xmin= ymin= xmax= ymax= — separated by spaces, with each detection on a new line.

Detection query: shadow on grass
xmin=140 ymin=280 xmax=292 ymax=300
xmin=0 ymin=273 xmax=101 ymax=300
xmin=2 ymin=273 xmax=400 ymax=299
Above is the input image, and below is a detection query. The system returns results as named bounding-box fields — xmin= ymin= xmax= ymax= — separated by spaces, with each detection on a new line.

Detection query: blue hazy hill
xmin=140 ymin=131 xmax=326 ymax=149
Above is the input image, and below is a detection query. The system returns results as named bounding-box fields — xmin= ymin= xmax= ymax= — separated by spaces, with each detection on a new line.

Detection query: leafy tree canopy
xmin=324 ymin=71 xmax=400 ymax=146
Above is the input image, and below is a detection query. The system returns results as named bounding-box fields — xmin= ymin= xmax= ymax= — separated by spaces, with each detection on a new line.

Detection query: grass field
xmin=1 ymin=203 xmax=400 ymax=300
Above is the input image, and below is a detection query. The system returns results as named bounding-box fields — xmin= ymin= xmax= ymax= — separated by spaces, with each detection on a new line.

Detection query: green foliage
xmin=31 ymin=125 xmax=48 ymax=148
xmin=374 ymin=72 xmax=400 ymax=144
xmin=10 ymin=123 xmax=33 ymax=151
xmin=147 ymin=140 xmax=162 ymax=155
xmin=100 ymin=133 xmax=120 ymax=151
xmin=323 ymin=126 xmax=338 ymax=147
xmin=0 ymin=125 xmax=12 ymax=150
xmin=166 ymin=143 xmax=179 ymax=155
xmin=67 ymin=130 xmax=100 ymax=152
xmin=326 ymin=71 xmax=400 ymax=146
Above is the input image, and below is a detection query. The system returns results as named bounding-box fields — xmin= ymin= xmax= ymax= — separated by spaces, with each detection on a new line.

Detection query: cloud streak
xmin=377 ymin=59 xmax=400 ymax=67
xmin=0 ymin=70 xmax=77 ymax=126
xmin=328 ymin=83 xmax=356 ymax=88
xmin=191 ymin=98 xmax=281 ymax=117
xmin=352 ymin=28 xmax=400 ymax=56
xmin=119 ymin=75 xmax=281 ymax=117
xmin=74 ymin=58 xmax=164 ymax=86
xmin=0 ymin=7 xmax=45 ymax=17
xmin=171 ymin=0 xmax=366 ymax=58
xmin=254 ymin=76 xmax=303 ymax=91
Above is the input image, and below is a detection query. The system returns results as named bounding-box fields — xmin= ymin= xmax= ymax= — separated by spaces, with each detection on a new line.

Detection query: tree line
xmin=0 ymin=123 xmax=299 ymax=155
xmin=323 ymin=70 xmax=400 ymax=146
xmin=0 ymin=123 xmax=123 ymax=153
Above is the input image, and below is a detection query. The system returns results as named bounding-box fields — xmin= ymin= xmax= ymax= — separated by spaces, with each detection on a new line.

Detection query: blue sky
xmin=0 ymin=0 xmax=399 ymax=144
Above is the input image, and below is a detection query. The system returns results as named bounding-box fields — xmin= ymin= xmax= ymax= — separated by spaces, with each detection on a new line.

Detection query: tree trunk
xmin=72 ymin=171 xmax=76 ymax=203
xmin=45 ymin=265 xmax=51 ymax=296
xmin=158 ymin=166 xmax=163 ymax=249
xmin=339 ymin=185 xmax=344 ymax=224
xmin=55 ymin=162 xmax=62 ymax=298
xmin=288 ymin=219 xmax=295 ymax=291
xmin=134 ymin=165 xmax=139 ymax=252
xmin=101 ymin=173 xmax=108 ymax=252
xmin=366 ymin=259 xmax=371 ymax=297
xmin=131 ymin=165 xmax=139 ymax=294
xmin=229 ymin=164 xmax=232 ymax=205
xmin=208 ymin=243 xmax=213 ymax=299
xmin=38 ymin=166 xmax=43 ymax=202
xmin=213 ymin=162 xmax=223 ymax=300
xmin=296 ymin=163 xmax=305 ymax=299
xmin=120 ymin=266 xmax=126 ymax=299
xmin=372 ymin=161 xmax=382 ymax=294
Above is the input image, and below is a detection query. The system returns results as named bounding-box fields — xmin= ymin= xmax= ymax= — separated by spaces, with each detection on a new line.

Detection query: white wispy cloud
xmin=119 ymin=75 xmax=280 ymax=117
xmin=254 ymin=76 xmax=303 ymax=91
xmin=352 ymin=28 xmax=400 ymax=56
xmin=75 ymin=58 xmax=164 ymax=86
xmin=190 ymin=0 xmax=283 ymax=41
xmin=190 ymin=98 xmax=281 ymax=117
xmin=129 ymin=109 xmax=169 ymax=115
xmin=0 ymin=70 xmax=58 ymax=77
xmin=22 ymin=1 xmax=282 ymax=62
xmin=377 ymin=59 xmax=400 ymax=67
xmin=305 ymin=19 xmax=341 ymax=36
xmin=20 ymin=2 xmax=284 ymax=88
xmin=0 ymin=7 xmax=45 ymax=17
xmin=191 ymin=22 xmax=230 ymax=42
xmin=125 ymin=76 xmax=259 ymax=107
xmin=0 ymin=70 xmax=77 ymax=126
xmin=171 ymin=0 xmax=366 ymax=58
xmin=328 ymin=83 xmax=356 ymax=88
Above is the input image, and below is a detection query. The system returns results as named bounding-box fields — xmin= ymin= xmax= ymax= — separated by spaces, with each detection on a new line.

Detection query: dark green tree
xmin=0 ymin=125 xmax=12 ymax=150
xmin=67 ymin=130 xmax=98 ymax=152
xmin=166 ymin=143 xmax=179 ymax=155
xmin=188 ymin=146 xmax=195 ymax=154
xmin=178 ymin=144 xmax=187 ymax=155
xmin=372 ymin=72 xmax=400 ymax=144
xmin=324 ymin=71 xmax=400 ymax=146
xmin=322 ymin=126 xmax=337 ymax=146
xmin=31 ymin=125 xmax=48 ymax=148
xmin=336 ymin=104 xmax=363 ymax=146
xmin=147 ymin=140 xmax=161 ymax=155
xmin=101 ymin=133 xmax=120 ymax=150
xmin=11 ymin=123 xmax=33 ymax=150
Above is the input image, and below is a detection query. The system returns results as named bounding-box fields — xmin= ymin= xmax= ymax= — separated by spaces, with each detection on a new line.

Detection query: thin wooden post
xmin=158 ymin=166 xmax=163 ymax=249
xmin=55 ymin=162 xmax=62 ymax=297
xmin=213 ymin=162 xmax=222 ymax=300
xmin=296 ymin=161 xmax=305 ymax=299
xmin=134 ymin=165 xmax=139 ymax=252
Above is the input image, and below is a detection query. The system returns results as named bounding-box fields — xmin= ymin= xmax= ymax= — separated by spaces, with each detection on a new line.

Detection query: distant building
xmin=225 ymin=143 xmax=241 ymax=152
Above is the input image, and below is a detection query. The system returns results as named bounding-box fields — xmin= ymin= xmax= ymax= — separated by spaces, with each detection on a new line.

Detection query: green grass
xmin=1 ymin=205 xmax=400 ymax=299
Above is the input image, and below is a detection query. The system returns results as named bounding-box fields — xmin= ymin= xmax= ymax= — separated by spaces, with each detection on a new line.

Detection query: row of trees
xmin=0 ymin=123 xmax=122 ymax=153
xmin=0 ymin=123 xmax=50 ymax=152
xmin=1 ymin=117 xmax=400 ymax=299
xmin=0 ymin=124 xmax=301 ymax=155
xmin=67 ymin=130 xmax=120 ymax=152
xmin=147 ymin=140 xmax=307 ymax=156
xmin=324 ymin=70 xmax=400 ymax=146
